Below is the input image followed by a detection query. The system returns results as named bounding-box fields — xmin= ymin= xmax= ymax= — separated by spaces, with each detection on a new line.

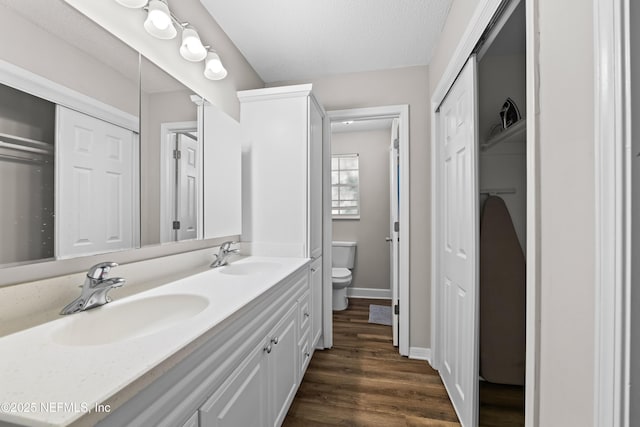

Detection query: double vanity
xmin=0 ymin=256 xmax=318 ymax=427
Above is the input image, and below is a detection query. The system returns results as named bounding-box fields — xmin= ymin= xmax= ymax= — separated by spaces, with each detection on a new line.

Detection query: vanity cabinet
xmin=98 ymin=264 xmax=313 ymax=427
xmin=237 ymin=84 xmax=324 ymax=259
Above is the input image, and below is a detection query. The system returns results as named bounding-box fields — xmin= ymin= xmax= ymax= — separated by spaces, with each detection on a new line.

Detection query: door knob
xmin=385 ymin=237 xmax=392 ymax=242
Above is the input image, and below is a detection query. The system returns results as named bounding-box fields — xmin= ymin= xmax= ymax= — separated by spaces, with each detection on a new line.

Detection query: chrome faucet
xmin=60 ymin=262 xmax=126 ymax=315
xmin=210 ymin=241 xmax=240 ymax=268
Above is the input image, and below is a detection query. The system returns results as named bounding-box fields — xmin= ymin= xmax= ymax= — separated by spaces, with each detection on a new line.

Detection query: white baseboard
xmin=409 ymin=347 xmax=432 ymax=364
xmin=347 ymin=287 xmax=392 ymax=299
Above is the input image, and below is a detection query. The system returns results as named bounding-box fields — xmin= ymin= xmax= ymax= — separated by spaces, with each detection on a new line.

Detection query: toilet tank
xmin=332 ymin=241 xmax=357 ymax=269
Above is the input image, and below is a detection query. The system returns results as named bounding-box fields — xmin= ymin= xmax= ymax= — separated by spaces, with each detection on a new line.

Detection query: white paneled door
xmin=176 ymin=133 xmax=198 ymax=241
xmin=56 ymin=106 xmax=137 ymax=258
xmin=437 ymin=56 xmax=479 ymax=427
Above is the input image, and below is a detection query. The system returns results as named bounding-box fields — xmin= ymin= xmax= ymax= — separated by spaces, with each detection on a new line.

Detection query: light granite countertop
xmin=0 ymin=256 xmax=309 ymax=427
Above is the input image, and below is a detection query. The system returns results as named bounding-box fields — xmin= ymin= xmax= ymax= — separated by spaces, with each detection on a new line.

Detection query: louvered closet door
xmin=437 ymin=56 xmax=479 ymax=427
xmin=56 ymin=106 xmax=136 ymax=258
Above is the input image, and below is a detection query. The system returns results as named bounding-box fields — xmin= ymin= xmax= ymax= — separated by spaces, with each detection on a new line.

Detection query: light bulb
xmin=144 ymin=0 xmax=177 ymax=39
xmin=180 ymin=28 xmax=207 ymax=62
xmin=204 ymin=52 xmax=227 ymax=80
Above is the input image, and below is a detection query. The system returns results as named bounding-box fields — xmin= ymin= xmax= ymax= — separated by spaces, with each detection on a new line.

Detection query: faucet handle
xmin=87 ymin=262 xmax=118 ymax=280
xmin=220 ymin=241 xmax=237 ymax=252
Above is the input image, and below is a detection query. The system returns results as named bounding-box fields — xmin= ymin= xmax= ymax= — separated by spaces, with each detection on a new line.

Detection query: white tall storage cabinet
xmin=238 ymin=84 xmax=325 ymax=348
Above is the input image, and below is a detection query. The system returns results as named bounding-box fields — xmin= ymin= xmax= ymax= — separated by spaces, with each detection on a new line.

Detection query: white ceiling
xmin=199 ymin=0 xmax=453 ymax=83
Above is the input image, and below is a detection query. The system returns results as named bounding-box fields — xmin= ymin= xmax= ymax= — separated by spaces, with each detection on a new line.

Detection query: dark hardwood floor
xmin=283 ymin=297 xmax=525 ymax=427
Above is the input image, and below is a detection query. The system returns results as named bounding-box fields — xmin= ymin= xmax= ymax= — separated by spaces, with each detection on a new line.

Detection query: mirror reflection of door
xmin=172 ymin=130 xmax=199 ymax=241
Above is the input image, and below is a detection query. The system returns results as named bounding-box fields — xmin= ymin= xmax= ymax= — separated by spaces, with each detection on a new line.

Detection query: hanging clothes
xmin=479 ymin=195 xmax=526 ymax=386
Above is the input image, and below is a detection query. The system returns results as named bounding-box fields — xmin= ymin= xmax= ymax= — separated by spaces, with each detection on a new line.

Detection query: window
xmin=331 ymin=154 xmax=360 ymax=218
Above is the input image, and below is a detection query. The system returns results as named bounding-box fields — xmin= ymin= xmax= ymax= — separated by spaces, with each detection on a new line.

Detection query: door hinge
xmin=172 ymin=221 xmax=181 ymax=230
xmin=394 ymin=221 xmax=399 ymax=232
xmin=394 ymin=303 xmax=399 ymax=315
xmin=173 ymin=149 xmax=181 ymax=159
xmin=394 ymin=138 xmax=399 ymax=150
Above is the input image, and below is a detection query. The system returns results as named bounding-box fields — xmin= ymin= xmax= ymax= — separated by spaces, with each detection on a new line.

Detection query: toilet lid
xmin=332 ymin=268 xmax=351 ymax=279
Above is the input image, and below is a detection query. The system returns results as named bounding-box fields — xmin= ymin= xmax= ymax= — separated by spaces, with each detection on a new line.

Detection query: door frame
xmin=593 ymin=0 xmax=633 ymax=425
xmin=430 ymin=0 xmax=540 ymax=425
xmin=326 ymin=105 xmax=410 ymax=357
xmin=159 ymin=121 xmax=200 ymax=243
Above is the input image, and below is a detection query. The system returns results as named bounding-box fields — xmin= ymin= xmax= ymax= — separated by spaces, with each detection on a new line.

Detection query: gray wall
xmin=268 ymin=65 xmax=431 ymax=348
xmin=332 ymin=128 xmax=391 ymax=291
xmin=0 ymin=4 xmax=139 ymax=117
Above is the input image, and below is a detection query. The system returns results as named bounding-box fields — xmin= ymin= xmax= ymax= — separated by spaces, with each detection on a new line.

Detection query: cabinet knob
xmin=305 ymin=352 xmax=310 ymax=358
xmin=304 ymin=312 xmax=310 ymax=318
xmin=271 ymin=336 xmax=279 ymax=345
xmin=310 ymin=268 xmax=317 ymax=272
xmin=263 ymin=344 xmax=272 ymax=354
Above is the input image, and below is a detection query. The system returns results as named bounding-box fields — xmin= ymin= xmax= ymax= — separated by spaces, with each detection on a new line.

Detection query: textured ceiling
xmin=199 ymin=0 xmax=453 ymax=83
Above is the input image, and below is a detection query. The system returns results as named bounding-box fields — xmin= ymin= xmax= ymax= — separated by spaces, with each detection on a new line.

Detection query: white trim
xmin=322 ymin=114 xmax=333 ymax=349
xmin=430 ymin=0 xmax=540 ymax=425
xmin=327 ymin=105 xmax=410 ymax=357
xmin=524 ymin=1 xmax=541 ymax=426
xmin=408 ymin=347 xmax=432 ymax=364
xmin=159 ymin=121 xmax=200 ymax=244
xmin=347 ymin=287 xmax=392 ymax=300
xmin=593 ymin=0 xmax=632 ymax=426
xmin=0 ymin=59 xmax=138 ymax=132
xmin=237 ymin=84 xmax=313 ymax=103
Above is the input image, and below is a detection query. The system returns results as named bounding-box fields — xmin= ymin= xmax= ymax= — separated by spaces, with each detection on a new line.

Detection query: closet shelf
xmin=481 ymin=119 xmax=526 ymax=151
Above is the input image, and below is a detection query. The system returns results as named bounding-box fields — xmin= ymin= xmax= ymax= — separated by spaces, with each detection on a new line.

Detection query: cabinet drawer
xmin=298 ymin=290 xmax=311 ymax=333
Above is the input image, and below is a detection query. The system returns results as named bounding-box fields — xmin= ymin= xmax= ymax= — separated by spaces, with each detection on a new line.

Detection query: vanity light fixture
xmin=144 ymin=0 xmax=177 ymax=40
xmin=180 ymin=28 xmax=208 ymax=62
xmin=114 ymin=0 xmax=228 ymax=80
xmin=115 ymin=0 xmax=147 ymax=8
xmin=204 ymin=51 xmax=228 ymax=80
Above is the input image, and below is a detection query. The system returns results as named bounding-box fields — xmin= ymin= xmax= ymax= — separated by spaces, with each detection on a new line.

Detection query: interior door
xmin=176 ymin=132 xmax=198 ymax=241
xmin=56 ymin=106 xmax=136 ymax=258
xmin=389 ymin=118 xmax=400 ymax=346
xmin=437 ymin=56 xmax=479 ymax=427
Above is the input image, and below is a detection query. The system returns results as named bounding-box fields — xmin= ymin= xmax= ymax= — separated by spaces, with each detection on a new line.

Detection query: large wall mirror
xmin=0 ymin=0 xmax=242 ymax=271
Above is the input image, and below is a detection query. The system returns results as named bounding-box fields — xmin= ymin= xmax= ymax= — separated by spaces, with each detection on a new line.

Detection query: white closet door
xmin=56 ymin=106 xmax=136 ymax=258
xmin=176 ymin=133 xmax=198 ymax=241
xmin=437 ymin=56 xmax=479 ymax=427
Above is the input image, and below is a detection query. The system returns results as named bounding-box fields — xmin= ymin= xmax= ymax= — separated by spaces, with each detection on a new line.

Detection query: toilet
xmin=332 ymin=241 xmax=357 ymax=311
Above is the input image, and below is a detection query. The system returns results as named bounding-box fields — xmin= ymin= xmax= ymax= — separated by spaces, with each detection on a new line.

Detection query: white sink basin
xmin=218 ymin=261 xmax=283 ymax=276
xmin=53 ymin=294 xmax=209 ymax=346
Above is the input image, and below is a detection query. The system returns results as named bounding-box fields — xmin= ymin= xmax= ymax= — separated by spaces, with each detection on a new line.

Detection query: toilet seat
xmin=332 ymin=267 xmax=351 ymax=279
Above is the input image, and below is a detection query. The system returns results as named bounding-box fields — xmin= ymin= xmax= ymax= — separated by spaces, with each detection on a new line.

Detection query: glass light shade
xmin=204 ymin=52 xmax=228 ymax=80
xmin=144 ymin=0 xmax=176 ymax=39
xmin=114 ymin=0 xmax=147 ymax=8
xmin=180 ymin=28 xmax=207 ymax=62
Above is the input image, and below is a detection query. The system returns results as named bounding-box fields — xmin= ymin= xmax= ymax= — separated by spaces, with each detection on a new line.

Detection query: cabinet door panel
xmin=200 ymin=344 xmax=268 ymax=427
xmin=269 ymin=305 xmax=299 ymax=427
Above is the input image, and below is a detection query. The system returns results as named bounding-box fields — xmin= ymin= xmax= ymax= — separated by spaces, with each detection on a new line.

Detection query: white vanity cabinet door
xmin=310 ymin=257 xmax=323 ymax=347
xmin=199 ymin=343 xmax=269 ymax=427
xmin=268 ymin=304 xmax=299 ymax=427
